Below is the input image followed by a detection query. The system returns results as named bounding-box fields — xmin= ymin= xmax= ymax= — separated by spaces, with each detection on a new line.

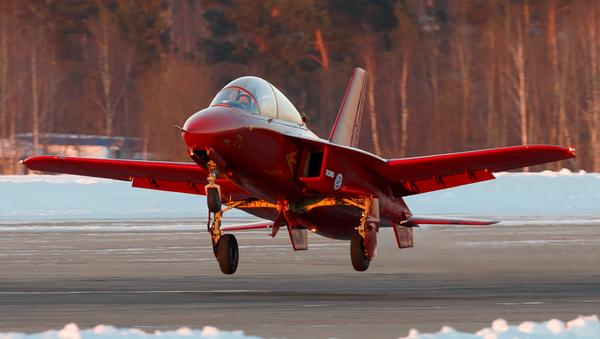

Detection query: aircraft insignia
xmin=334 ymin=173 xmax=343 ymax=190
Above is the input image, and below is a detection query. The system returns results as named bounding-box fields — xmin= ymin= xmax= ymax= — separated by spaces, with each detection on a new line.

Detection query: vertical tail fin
xmin=328 ymin=68 xmax=368 ymax=148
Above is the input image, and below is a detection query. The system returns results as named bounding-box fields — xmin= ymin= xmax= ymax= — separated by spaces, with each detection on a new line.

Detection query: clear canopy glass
xmin=210 ymin=76 xmax=302 ymax=124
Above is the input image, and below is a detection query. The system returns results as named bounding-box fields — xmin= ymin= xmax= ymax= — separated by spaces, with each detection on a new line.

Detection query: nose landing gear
xmin=207 ymin=199 xmax=241 ymax=275
xmin=205 ymin=161 xmax=222 ymax=214
xmin=204 ymin=160 xmax=239 ymax=274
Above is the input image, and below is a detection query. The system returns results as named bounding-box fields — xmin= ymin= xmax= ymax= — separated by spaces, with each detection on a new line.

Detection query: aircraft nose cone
xmin=182 ymin=122 xmax=213 ymax=150
xmin=182 ymin=107 xmax=239 ymax=150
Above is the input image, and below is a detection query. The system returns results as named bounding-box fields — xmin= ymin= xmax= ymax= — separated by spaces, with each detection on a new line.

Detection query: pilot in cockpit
xmin=237 ymin=93 xmax=251 ymax=109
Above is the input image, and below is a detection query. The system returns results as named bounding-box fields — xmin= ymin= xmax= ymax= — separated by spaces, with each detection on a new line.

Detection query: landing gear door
xmin=392 ymin=222 xmax=414 ymax=249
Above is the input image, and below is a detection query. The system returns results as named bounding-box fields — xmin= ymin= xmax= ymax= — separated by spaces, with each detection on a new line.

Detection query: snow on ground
xmin=0 ymin=323 xmax=261 ymax=339
xmin=0 ymin=169 xmax=599 ymax=221
xmin=402 ymin=315 xmax=600 ymax=339
xmin=0 ymin=175 xmax=247 ymax=220
xmin=0 ymin=316 xmax=598 ymax=339
xmin=405 ymin=169 xmax=600 ymax=215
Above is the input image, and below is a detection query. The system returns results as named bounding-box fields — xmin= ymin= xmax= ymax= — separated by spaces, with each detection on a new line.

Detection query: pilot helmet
xmin=238 ymin=93 xmax=251 ymax=104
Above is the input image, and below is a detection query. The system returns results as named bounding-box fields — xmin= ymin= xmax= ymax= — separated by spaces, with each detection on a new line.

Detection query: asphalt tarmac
xmin=1 ymin=217 xmax=599 ymax=339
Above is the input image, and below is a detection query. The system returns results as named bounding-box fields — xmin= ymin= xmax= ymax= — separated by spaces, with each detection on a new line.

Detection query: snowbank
xmin=402 ymin=315 xmax=600 ymax=339
xmin=0 ymin=175 xmax=245 ymax=220
xmin=404 ymin=169 xmax=600 ymax=215
xmin=1 ymin=316 xmax=598 ymax=339
xmin=1 ymin=169 xmax=599 ymax=221
xmin=0 ymin=323 xmax=261 ymax=339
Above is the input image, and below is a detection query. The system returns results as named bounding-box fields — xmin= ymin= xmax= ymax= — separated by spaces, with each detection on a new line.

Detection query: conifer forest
xmin=0 ymin=0 xmax=598 ymax=173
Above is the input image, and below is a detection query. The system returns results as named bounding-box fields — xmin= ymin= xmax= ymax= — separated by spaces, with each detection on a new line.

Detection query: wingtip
xmin=20 ymin=157 xmax=32 ymax=165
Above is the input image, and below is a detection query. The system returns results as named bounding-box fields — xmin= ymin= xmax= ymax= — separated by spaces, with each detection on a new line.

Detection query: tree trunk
xmin=47 ymin=58 xmax=55 ymax=136
xmin=9 ymin=81 xmax=19 ymax=173
xmin=315 ymin=30 xmax=329 ymax=67
xmin=548 ymin=0 xmax=559 ymax=145
xmin=429 ymin=35 xmax=441 ymax=153
xmin=499 ymin=50 xmax=507 ymax=146
xmin=456 ymin=33 xmax=471 ymax=149
xmin=557 ymin=44 xmax=571 ymax=147
xmin=387 ymin=57 xmax=399 ymax=155
xmin=485 ymin=30 xmax=496 ymax=148
xmin=143 ymin=122 xmax=149 ymax=161
xmin=547 ymin=0 xmax=572 ymax=169
xmin=399 ymin=48 xmax=409 ymax=158
xmin=516 ymin=14 xmax=527 ymax=147
xmin=97 ymin=8 xmax=112 ymax=136
xmin=0 ymin=11 xmax=7 ymax=172
xmin=31 ymin=29 xmax=39 ymax=156
xmin=588 ymin=9 xmax=600 ymax=171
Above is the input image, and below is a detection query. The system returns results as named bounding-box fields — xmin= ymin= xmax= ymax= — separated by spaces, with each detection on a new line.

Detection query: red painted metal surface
xmin=220 ymin=222 xmax=273 ymax=231
xmin=381 ymin=145 xmax=575 ymax=183
xmin=404 ymin=215 xmax=499 ymax=225
xmin=22 ymin=156 xmax=207 ymax=182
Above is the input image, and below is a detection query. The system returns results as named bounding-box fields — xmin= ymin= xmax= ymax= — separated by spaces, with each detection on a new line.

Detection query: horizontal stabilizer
xmin=402 ymin=215 xmax=499 ymax=226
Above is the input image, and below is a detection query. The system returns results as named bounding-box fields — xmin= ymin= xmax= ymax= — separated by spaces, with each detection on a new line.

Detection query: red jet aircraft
xmin=23 ymin=68 xmax=576 ymax=274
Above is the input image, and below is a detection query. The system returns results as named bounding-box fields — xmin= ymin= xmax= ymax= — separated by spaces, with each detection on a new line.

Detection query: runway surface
xmin=1 ymin=217 xmax=599 ymax=339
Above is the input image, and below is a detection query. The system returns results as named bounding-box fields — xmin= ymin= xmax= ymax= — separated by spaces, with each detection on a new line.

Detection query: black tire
xmin=207 ymin=187 xmax=221 ymax=213
xmin=217 ymin=234 xmax=239 ymax=275
xmin=350 ymin=230 xmax=370 ymax=272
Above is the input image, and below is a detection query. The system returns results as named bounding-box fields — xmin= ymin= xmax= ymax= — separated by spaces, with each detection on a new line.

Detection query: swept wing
xmin=21 ymin=156 xmax=253 ymax=201
xmin=284 ymin=134 xmax=574 ymax=196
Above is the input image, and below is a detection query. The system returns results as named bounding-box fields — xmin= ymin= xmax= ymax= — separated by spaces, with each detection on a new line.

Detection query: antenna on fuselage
xmin=301 ymin=113 xmax=310 ymax=124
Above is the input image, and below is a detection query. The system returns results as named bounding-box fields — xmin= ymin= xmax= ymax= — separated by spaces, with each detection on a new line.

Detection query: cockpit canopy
xmin=209 ymin=76 xmax=303 ymax=125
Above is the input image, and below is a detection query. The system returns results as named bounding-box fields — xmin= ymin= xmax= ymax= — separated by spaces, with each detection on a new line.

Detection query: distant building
xmin=0 ymin=133 xmax=144 ymax=174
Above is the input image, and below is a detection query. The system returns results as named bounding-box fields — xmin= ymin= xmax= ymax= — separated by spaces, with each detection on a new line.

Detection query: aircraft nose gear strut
xmin=204 ymin=159 xmax=241 ymax=274
xmin=207 ymin=200 xmax=245 ymax=275
xmin=205 ymin=160 xmax=222 ymax=214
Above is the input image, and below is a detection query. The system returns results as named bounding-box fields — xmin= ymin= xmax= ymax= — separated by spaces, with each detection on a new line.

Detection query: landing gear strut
xmin=207 ymin=203 xmax=240 ymax=274
xmin=349 ymin=197 xmax=377 ymax=272
xmin=204 ymin=160 xmax=237 ymax=274
xmin=205 ymin=161 xmax=222 ymax=213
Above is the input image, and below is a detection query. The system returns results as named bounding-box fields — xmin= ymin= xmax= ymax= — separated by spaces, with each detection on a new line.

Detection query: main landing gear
xmin=350 ymin=230 xmax=370 ymax=271
xmin=349 ymin=197 xmax=378 ymax=272
xmin=205 ymin=160 xmax=239 ymax=275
